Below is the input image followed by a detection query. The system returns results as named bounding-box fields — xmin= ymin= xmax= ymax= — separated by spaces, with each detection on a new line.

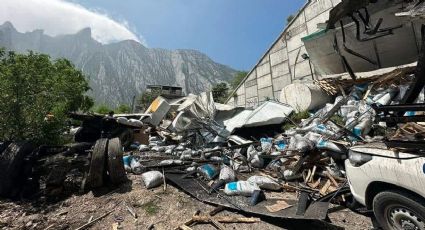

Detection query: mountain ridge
xmin=0 ymin=21 xmax=237 ymax=106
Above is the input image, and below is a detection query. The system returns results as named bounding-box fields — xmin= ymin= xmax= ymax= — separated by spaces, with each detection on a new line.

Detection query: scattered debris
xmin=74 ymin=208 xmax=116 ymax=230
xmin=2 ymin=3 xmax=425 ymax=230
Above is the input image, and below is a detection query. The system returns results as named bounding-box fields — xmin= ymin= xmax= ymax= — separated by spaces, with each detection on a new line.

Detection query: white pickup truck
xmin=345 ymin=142 xmax=425 ymax=230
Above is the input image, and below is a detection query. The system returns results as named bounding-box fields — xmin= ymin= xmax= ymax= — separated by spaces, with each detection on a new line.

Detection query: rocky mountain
xmin=0 ymin=21 xmax=237 ymax=107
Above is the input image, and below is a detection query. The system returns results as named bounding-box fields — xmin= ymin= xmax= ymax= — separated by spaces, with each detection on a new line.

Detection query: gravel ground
xmin=0 ymin=174 xmax=372 ymax=230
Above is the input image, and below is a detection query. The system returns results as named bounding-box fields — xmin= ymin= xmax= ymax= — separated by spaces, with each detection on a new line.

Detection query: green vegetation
xmin=290 ymin=110 xmax=310 ymax=123
xmin=141 ymin=201 xmax=159 ymax=215
xmin=282 ymin=110 xmax=310 ymax=130
xmin=92 ymin=104 xmax=112 ymax=114
xmin=92 ymin=103 xmax=132 ymax=114
xmin=115 ymin=104 xmax=131 ymax=114
xmin=330 ymin=114 xmax=345 ymax=126
xmin=212 ymin=82 xmax=230 ymax=103
xmin=231 ymin=71 xmax=248 ymax=89
xmin=0 ymin=49 xmax=93 ymax=144
xmin=287 ymin=14 xmax=295 ymax=25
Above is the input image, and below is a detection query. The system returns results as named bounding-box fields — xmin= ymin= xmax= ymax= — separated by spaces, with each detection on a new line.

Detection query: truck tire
xmin=111 ymin=128 xmax=133 ymax=148
xmin=86 ymin=138 xmax=108 ymax=188
xmin=373 ymin=190 xmax=425 ymax=230
xmin=107 ymin=138 xmax=126 ymax=184
xmin=0 ymin=142 xmax=34 ymax=197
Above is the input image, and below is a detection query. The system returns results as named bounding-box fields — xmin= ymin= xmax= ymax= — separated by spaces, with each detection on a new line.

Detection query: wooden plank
xmin=320 ymin=180 xmax=332 ymax=196
xmin=265 ymin=200 xmax=292 ymax=213
xmin=209 ymin=216 xmax=226 ymax=230
xmin=309 ymin=166 xmax=317 ymax=183
xmin=179 ymin=225 xmax=193 ymax=230
xmin=325 ymin=171 xmax=339 ymax=187
xmin=308 ymin=177 xmax=321 ymax=189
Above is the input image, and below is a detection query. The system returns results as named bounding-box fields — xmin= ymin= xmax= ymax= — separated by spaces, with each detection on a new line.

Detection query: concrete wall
xmin=227 ymin=0 xmax=340 ymax=107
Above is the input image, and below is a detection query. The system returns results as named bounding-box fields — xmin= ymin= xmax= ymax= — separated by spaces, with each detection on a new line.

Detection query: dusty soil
xmin=0 ymin=174 xmax=372 ymax=230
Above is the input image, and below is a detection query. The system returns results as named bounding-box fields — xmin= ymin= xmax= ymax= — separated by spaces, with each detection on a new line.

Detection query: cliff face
xmin=0 ymin=22 xmax=237 ymax=106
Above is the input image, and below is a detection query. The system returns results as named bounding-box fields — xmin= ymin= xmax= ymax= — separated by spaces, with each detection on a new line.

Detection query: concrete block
xmin=305 ymin=0 xmax=333 ymax=21
xmin=270 ymin=48 xmax=288 ymax=66
xmin=258 ymin=87 xmax=274 ymax=102
xmin=257 ymin=74 xmax=272 ymax=89
xmin=245 ymin=85 xmax=258 ymax=99
xmin=246 ymin=70 xmax=257 ymax=81
xmin=256 ymin=62 xmax=271 ymax=77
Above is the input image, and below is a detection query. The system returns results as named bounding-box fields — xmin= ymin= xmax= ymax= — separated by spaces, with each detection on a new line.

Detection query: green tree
xmin=115 ymin=104 xmax=131 ymax=114
xmin=0 ymin=49 xmax=93 ymax=144
xmin=287 ymin=14 xmax=295 ymax=25
xmin=231 ymin=71 xmax=248 ymax=89
xmin=212 ymin=82 xmax=229 ymax=103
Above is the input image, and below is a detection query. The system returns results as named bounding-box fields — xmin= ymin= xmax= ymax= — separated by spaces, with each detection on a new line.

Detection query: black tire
xmin=86 ymin=138 xmax=108 ymax=188
xmin=106 ymin=138 xmax=126 ymax=184
xmin=373 ymin=190 xmax=425 ymax=230
xmin=112 ymin=128 xmax=134 ymax=148
xmin=0 ymin=142 xmax=34 ymax=197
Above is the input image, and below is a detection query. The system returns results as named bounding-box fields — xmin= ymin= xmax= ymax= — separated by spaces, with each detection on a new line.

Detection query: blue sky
xmin=72 ymin=0 xmax=305 ymax=70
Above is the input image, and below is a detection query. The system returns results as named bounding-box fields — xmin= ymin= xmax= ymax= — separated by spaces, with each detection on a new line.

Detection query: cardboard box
xmin=133 ymin=126 xmax=148 ymax=145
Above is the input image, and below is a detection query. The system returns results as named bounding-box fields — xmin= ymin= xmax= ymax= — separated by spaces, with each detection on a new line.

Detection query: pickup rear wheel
xmin=373 ymin=190 xmax=425 ymax=230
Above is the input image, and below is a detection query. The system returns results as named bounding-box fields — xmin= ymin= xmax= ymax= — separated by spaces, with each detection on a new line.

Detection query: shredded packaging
xmin=197 ymin=164 xmax=218 ymax=180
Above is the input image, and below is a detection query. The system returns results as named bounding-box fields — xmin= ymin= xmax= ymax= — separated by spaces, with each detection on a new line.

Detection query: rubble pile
xmin=101 ymin=63 xmax=423 ymax=226
xmin=1 ymin=62 xmax=423 ymax=228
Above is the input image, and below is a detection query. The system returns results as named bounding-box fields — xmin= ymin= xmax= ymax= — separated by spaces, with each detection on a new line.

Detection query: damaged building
xmin=226 ymin=0 xmax=425 ymax=107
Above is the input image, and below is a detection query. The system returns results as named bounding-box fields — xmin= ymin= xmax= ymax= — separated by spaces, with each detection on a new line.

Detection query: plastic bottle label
xmin=227 ymin=182 xmax=238 ymax=191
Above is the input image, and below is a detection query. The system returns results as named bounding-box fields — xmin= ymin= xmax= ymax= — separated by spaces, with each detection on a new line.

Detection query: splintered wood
xmin=265 ymin=200 xmax=292 ymax=213
xmin=314 ymin=66 xmax=415 ymax=95
xmin=320 ymin=180 xmax=332 ymax=196
xmin=176 ymin=210 xmax=260 ymax=230
xmin=392 ymin=122 xmax=425 ymax=140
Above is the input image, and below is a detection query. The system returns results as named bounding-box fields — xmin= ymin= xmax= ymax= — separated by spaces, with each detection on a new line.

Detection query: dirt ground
xmin=0 ymin=174 xmax=372 ymax=230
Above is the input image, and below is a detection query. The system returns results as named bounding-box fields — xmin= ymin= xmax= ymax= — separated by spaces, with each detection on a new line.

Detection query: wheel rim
xmin=387 ymin=205 xmax=425 ymax=230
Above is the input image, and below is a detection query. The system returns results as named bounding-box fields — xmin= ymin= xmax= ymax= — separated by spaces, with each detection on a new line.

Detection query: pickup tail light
xmin=348 ymin=151 xmax=373 ymax=166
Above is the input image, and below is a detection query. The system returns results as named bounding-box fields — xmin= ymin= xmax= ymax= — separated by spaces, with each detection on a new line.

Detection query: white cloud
xmin=0 ymin=0 xmax=146 ymax=45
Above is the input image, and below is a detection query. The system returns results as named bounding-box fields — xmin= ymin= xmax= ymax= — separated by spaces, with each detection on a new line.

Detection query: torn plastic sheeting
xmin=222 ymin=109 xmax=253 ymax=134
xmin=228 ymin=135 xmax=253 ymax=145
xmin=222 ymin=101 xmax=293 ymax=134
xmin=214 ymin=103 xmax=247 ymax=123
xmin=171 ymin=111 xmax=193 ymax=132
xmin=215 ymin=102 xmax=239 ymax=111
xmin=244 ymin=101 xmax=293 ymax=127
xmin=172 ymin=92 xmax=217 ymax=133
xmin=177 ymin=92 xmax=216 ymax=119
